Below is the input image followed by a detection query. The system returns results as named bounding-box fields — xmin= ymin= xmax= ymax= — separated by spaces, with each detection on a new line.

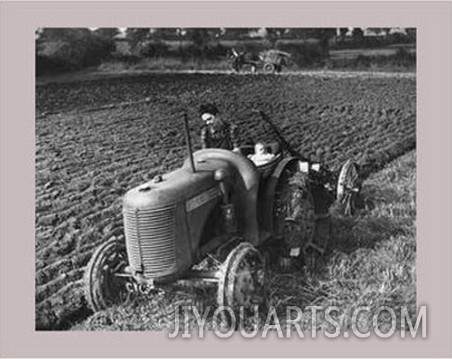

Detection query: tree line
xmin=36 ymin=28 xmax=416 ymax=74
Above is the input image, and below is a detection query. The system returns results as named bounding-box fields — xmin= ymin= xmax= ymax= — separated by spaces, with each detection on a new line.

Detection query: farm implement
xmin=229 ymin=49 xmax=291 ymax=73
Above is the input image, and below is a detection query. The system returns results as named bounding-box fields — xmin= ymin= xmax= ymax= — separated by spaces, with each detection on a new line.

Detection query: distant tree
xmin=367 ymin=27 xmax=382 ymax=36
xmin=367 ymin=27 xmax=392 ymax=37
xmin=206 ymin=28 xmax=224 ymax=40
xmin=92 ymin=28 xmax=119 ymax=54
xmin=264 ymin=28 xmax=285 ymax=47
xmin=223 ymin=28 xmax=255 ymax=39
xmin=151 ymin=28 xmax=180 ymax=41
xmin=382 ymin=28 xmax=391 ymax=36
xmin=276 ymin=28 xmax=336 ymax=57
xmin=405 ymin=28 xmax=416 ymax=42
xmin=185 ymin=28 xmax=209 ymax=46
xmin=184 ymin=28 xmax=212 ymax=58
xmin=36 ymin=28 xmax=115 ymax=72
xmin=352 ymin=27 xmax=365 ymax=41
xmin=93 ymin=28 xmax=120 ymax=40
xmin=39 ymin=28 xmax=92 ymax=42
xmin=284 ymin=28 xmax=303 ymax=40
xmin=339 ymin=27 xmax=349 ymax=42
xmin=316 ymin=28 xmax=337 ymax=56
xmin=125 ymin=28 xmax=151 ymax=53
xmin=289 ymin=28 xmax=336 ymax=54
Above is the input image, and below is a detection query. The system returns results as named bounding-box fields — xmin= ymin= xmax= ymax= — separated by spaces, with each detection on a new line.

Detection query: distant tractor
xmin=229 ymin=48 xmax=291 ymax=73
xmin=84 ymin=110 xmax=361 ymax=319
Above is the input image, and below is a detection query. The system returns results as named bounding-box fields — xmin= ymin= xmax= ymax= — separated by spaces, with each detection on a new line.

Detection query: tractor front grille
xmin=123 ymin=204 xmax=176 ymax=278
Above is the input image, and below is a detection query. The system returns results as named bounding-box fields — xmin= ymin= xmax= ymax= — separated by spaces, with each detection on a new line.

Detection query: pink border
xmin=1 ymin=1 xmax=451 ymax=357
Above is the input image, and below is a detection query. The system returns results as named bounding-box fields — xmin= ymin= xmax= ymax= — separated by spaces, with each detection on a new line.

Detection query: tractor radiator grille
xmin=123 ymin=204 xmax=176 ymax=278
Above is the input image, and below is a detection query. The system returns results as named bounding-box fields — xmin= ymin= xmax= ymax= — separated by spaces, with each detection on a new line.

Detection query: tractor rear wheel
xmin=273 ymin=167 xmax=316 ymax=267
xmin=337 ymin=160 xmax=362 ymax=215
xmin=84 ymin=234 xmax=133 ymax=312
xmin=217 ymin=242 xmax=266 ymax=326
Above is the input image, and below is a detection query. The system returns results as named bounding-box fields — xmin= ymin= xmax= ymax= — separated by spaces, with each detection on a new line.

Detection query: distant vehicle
xmin=229 ymin=48 xmax=291 ymax=73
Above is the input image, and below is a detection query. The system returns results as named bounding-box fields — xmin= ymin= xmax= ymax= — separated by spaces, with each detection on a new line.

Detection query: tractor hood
xmin=123 ymin=148 xmax=261 ymax=246
xmin=122 ymin=151 xmax=244 ymax=210
xmin=123 ymin=166 xmax=220 ymax=210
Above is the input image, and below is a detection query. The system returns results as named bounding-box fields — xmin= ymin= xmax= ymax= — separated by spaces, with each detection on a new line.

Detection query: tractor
xmin=84 ymin=110 xmax=361 ymax=319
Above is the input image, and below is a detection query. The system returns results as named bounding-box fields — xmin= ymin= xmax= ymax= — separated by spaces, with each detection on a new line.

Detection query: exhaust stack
xmin=183 ymin=113 xmax=196 ymax=173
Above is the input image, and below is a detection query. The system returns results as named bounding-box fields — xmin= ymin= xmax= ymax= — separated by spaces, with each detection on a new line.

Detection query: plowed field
xmin=35 ymin=72 xmax=416 ymax=330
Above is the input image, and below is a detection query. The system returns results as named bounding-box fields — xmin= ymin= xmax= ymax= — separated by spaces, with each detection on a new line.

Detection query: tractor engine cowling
xmin=122 ymin=165 xmax=219 ymax=283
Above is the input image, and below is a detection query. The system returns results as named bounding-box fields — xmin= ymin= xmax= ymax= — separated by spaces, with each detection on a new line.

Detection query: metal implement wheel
xmin=217 ymin=242 xmax=266 ymax=324
xmin=263 ymin=62 xmax=276 ymax=73
xmin=84 ymin=234 xmax=133 ymax=312
xmin=337 ymin=160 xmax=361 ymax=215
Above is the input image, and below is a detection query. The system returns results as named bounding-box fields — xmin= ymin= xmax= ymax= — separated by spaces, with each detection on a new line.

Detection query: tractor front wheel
xmin=217 ymin=242 xmax=266 ymax=326
xmin=274 ymin=168 xmax=317 ymax=265
xmin=84 ymin=234 xmax=133 ymax=312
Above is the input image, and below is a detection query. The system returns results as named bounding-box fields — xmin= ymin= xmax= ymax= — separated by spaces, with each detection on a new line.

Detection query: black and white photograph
xmin=34 ymin=26 xmax=419 ymax=335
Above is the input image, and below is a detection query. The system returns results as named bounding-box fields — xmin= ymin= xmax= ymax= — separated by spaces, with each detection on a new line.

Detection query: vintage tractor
xmin=84 ymin=111 xmax=361 ymax=318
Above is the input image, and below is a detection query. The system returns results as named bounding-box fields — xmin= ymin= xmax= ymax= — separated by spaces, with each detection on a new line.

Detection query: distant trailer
xmin=229 ymin=48 xmax=291 ymax=73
